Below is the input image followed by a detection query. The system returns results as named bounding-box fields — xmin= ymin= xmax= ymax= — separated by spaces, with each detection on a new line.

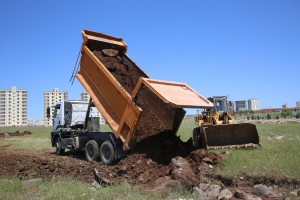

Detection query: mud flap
xmin=194 ymin=123 xmax=260 ymax=149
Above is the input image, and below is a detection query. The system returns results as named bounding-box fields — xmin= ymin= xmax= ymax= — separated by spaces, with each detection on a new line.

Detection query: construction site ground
xmin=1 ymin=127 xmax=299 ymax=199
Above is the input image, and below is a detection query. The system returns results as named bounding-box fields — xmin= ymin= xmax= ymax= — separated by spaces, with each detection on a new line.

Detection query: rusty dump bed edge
xmin=77 ymin=30 xmax=213 ymax=150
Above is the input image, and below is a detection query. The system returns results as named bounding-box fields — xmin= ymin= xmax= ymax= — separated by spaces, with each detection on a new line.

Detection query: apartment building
xmin=44 ymin=88 xmax=68 ymax=126
xmin=235 ymin=100 xmax=248 ymax=111
xmin=0 ymin=86 xmax=28 ymax=127
xmin=81 ymin=92 xmax=107 ymax=124
xmin=248 ymin=98 xmax=260 ymax=111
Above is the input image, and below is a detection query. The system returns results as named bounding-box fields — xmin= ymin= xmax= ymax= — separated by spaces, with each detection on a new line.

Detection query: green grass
xmin=212 ymin=123 xmax=300 ymax=178
xmin=0 ymin=125 xmax=112 ymax=151
xmin=177 ymin=115 xmax=197 ymax=142
xmin=0 ymin=126 xmax=52 ymax=151
xmin=0 ymin=177 xmax=192 ymax=200
xmin=177 ymin=117 xmax=300 ymax=179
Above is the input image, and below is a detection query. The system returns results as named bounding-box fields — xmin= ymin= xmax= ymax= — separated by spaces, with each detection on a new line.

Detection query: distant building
xmin=81 ymin=92 xmax=107 ymax=124
xmin=296 ymin=101 xmax=300 ymax=109
xmin=248 ymin=98 xmax=260 ymax=111
xmin=28 ymin=119 xmax=44 ymax=126
xmin=235 ymin=100 xmax=248 ymax=111
xmin=0 ymin=86 xmax=28 ymax=127
xmin=228 ymin=101 xmax=235 ymax=112
xmin=282 ymin=104 xmax=288 ymax=109
xmin=44 ymin=88 xmax=68 ymax=126
xmin=81 ymin=92 xmax=90 ymax=102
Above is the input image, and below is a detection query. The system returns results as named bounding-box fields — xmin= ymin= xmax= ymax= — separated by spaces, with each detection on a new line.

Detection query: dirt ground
xmin=0 ymin=132 xmax=299 ymax=199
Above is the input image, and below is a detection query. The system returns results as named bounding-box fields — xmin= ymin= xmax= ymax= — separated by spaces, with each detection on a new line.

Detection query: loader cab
xmin=208 ymin=96 xmax=228 ymax=113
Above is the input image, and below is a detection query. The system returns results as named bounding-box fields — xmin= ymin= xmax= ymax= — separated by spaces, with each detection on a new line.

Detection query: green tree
xmin=267 ymin=114 xmax=271 ymax=120
xmin=281 ymin=111 xmax=292 ymax=119
xmin=296 ymin=112 xmax=300 ymax=119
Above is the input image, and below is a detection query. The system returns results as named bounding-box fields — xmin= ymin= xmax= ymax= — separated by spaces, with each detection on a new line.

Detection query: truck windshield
xmin=53 ymin=105 xmax=61 ymax=118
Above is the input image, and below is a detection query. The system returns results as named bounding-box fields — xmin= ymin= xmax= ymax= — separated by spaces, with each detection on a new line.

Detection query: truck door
xmin=53 ymin=104 xmax=62 ymax=132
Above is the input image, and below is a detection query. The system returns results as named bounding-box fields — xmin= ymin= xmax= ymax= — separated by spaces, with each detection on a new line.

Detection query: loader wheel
xmin=55 ymin=137 xmax=65 ymax=155
xmin=85 ymin=140 xmax=100 ymax=162
xmin=100 ymin=141 xmax=115 ymax=166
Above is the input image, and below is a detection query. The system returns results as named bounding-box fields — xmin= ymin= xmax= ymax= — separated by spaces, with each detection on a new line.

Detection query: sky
xmin=0 ymin=0 xmax=299 ymax=119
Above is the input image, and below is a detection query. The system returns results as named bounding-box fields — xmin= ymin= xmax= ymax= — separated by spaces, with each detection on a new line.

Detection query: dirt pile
xmin=0 ymin=130 xmax=31 ymax=138
xmin=93 ymin=49 xmax=185 ymax=142
xmin=0 ymin=147 xmax=223 ymax=190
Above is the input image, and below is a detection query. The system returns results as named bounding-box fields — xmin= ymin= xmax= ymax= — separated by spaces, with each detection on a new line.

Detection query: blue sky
xmin=1 ymin=1 xmax=299 ymax=119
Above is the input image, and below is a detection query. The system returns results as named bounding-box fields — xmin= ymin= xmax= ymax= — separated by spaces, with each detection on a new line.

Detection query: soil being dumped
xmin=93 ymin=49 xmax=185 ymax=142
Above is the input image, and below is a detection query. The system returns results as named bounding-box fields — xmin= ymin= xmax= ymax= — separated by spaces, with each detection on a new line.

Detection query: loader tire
xmin=85 ymin=140 xmax=100 ymax=162
xmin=100 ymin=141 xmax=115 ymax=166
xmin=55 ymin=137 xmax=65 ymax=155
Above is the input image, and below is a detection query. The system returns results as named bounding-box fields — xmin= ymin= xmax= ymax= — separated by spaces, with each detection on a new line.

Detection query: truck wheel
xmin=100 ymin=141 xmax=115 ymax=165
xmin=85 ymin=140 xmax=100 ymax=162
xmin=55 ymin=137 xmax=65 ymax=155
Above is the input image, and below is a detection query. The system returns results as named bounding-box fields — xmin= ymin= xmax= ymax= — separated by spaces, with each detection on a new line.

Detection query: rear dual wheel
xmin=85 ymin=140 xmax=115 ymax=165
xmin=85 ymin=140 xmax=100 ymax=162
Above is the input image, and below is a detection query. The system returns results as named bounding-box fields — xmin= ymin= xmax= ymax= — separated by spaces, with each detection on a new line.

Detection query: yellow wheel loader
xmin=193 ymin=96 xmax=260 ymax=149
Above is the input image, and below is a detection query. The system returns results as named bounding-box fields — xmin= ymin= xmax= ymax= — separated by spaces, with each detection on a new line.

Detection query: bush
xmin=247 ymin=116 xmax=250 ymax=120
xmin=257 ymin=115 xmax=260 ymax=120
xmin=281 ymin=111 xmax=292 ymax=119
xmin=251 ymin=116 xmax=255 ymax=120
xmin=267 ymin=114 xmax=271 ymax=120
xmin=276 ymin=115 xmax=280 ymax=119
xmin=296 ymin=112 xmax=300 ymax=119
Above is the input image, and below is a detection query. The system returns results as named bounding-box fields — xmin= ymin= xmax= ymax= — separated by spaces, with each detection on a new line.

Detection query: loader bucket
xmin=200 ymin=123 xmax=260 ymax=149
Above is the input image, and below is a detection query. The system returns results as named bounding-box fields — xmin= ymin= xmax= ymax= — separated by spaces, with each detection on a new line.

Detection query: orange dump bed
xmin=76 ymin=30 xmax=213 ymax=150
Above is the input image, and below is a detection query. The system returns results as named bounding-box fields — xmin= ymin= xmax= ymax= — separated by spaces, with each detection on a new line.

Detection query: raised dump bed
xmin=76 ymin=30 xmax=213 ymax=150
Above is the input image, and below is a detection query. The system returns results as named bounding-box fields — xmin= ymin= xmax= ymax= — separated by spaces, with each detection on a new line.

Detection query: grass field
xmin=177 ymin=116 xmax=300 ymax=178
xmin=1 ymin=119 xmax=299 ymax=199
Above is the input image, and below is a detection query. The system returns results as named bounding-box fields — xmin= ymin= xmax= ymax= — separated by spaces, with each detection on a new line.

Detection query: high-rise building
xmin=296 ymin=101 xmax=300 ymax=109
xmin=81 ymin=92 xmax=107 ymax=124
xmin=44 ymin=88 xmax=68 ymax=126
xmin=235 ymin=100 xmax=248 ymax=111
xmin=228 ymin=101 xmax=235 ymax=112
xmin=0 ymin=86 xmax=28 ymax=127
xmin=248 ymin=98 xmax=260 ymax=111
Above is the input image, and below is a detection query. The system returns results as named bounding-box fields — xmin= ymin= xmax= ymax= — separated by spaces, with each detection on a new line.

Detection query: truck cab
xmin=50 ymin=100 xmax=126 ymax=165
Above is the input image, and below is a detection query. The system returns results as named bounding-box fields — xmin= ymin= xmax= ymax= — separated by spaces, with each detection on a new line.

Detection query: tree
xmin=281 ymin=111 xmax=292 ymax=119
xmin=267 ymin=114 xmax=271 ymax=120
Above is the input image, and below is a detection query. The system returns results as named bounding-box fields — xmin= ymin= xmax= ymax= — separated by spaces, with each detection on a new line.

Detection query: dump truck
xmin=51 ymin=30 xmax=214 ymax=165
xmin=193 ymin=96 xmax=260 ymax=149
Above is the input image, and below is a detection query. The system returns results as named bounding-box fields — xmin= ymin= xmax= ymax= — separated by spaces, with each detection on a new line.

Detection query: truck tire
xmin=85 ymin=140 xmax=100 ymax=162
xmin=100 ymin=141 xmax=115 ymax=165
xmin=55 ymin=137 xmax=65 ymax=155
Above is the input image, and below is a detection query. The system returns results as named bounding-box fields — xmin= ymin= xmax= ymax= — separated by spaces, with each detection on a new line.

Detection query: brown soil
xmin=0 ymin=145 xmax=221 ymax=187
xmin=93 ymin=50 xmax=185 ymax=142
xmin=0 ymin=130 xmax=31 ymax=138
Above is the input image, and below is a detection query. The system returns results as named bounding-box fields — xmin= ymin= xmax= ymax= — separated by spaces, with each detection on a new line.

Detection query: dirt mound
xmin=0 ymin=130 xmax=31 ymax=138
xmin=0 ymin=147 xmax=223 ymax=190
